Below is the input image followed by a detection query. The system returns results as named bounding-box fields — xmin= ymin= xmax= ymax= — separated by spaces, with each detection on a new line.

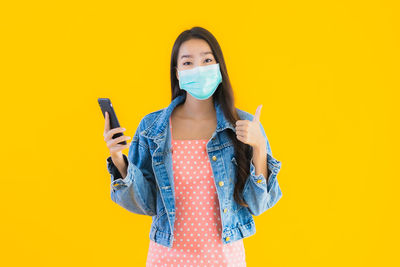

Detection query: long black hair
xmin=169 ymin=26 xmax=252 ymax=207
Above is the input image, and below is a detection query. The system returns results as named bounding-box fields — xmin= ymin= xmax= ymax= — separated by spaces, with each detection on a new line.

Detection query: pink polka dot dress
xmin=145 ymin=117 xmax=246 ymax=266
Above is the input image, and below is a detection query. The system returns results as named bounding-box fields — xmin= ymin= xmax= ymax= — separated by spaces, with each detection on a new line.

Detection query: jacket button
xmin=223 ymin=208 xmax=228 ymax=213
xmin=218 ymin=181 xmax=224 ymax=187
xmin=212 ymin=155 xmax=217 ymax=161
xmin=225 ymin=236 xmax=230 ymax=241
xmin=256 ymin=179 xmax=263 ymax=183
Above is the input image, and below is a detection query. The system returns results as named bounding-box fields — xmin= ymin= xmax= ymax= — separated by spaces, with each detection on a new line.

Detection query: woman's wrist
xmin=252 ymin=139 xmax=266 ymax=154
xmin=251 ymin=140 xmax=268 ymax=178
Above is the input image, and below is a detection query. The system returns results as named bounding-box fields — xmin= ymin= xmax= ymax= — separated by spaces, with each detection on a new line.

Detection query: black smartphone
xmin=98 ymin=98 xmax=127 ymax=145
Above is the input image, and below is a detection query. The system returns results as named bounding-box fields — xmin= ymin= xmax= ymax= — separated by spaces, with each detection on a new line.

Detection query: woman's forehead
xmin=178 ymin=39 xmax=213 ymax=58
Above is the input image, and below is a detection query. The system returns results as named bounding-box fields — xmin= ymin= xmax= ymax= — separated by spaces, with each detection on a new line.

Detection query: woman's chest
xmin=170 ymin=116 xmax=217 ymax=140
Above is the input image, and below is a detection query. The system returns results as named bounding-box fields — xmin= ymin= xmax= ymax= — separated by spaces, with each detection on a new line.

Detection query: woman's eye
xmin=183 ymin=62 xmax=191 ymax=65
xmin=205 ymin=58 xmax=213 ymax=63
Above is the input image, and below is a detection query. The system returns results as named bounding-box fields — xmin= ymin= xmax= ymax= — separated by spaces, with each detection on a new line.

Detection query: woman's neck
xmin=176 ymin=95 xmax=216 ymax=121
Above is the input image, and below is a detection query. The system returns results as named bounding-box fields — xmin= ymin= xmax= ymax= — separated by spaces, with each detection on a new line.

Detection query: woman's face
xmin=176 ymin=38 xmax=217 ymax=80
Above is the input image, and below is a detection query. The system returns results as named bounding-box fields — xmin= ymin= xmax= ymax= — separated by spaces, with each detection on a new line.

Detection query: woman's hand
xmin=235 ymin=104 xmax=267 ymax=151
xmin=104 ymin=111 xmax=131 ymax=158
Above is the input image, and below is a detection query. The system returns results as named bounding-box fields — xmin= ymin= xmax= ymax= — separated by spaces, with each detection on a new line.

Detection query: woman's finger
xmin=107 ymin=135 xmax=131 ymax=147
xmin=104 ymin=112 xmax=110 ymax=133
xmin=104 ymin=127 xmax=126 ymax=141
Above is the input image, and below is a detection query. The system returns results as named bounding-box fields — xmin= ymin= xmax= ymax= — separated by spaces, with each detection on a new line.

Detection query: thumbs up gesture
xmin=235 ymin=104 xmax=267 ymax=150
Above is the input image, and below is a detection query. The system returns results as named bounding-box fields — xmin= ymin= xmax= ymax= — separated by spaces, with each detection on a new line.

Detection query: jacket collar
xmin=141 ymin=94 xmax=236 ymax=140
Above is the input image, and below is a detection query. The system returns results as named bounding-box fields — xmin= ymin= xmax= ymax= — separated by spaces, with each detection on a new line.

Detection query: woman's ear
xmin=175 ymin=67 xmax=179 ymax=80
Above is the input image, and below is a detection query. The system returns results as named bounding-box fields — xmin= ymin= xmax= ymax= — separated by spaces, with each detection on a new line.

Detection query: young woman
xmin=103 ymin=26 xmax=283 ymax=266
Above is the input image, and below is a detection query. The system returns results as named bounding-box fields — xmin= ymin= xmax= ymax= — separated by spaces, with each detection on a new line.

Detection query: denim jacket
xmin=106 ymin=94 xmax=282 ymax=248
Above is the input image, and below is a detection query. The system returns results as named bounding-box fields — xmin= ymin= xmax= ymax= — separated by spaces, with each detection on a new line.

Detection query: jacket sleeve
xmin=241 ymin=121 xmax=283 ymax=216
xmin=106 ymin=119 xmax=157 ymax=216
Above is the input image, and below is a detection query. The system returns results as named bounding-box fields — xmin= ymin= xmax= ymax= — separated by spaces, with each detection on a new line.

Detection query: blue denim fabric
xmin=106 ymin=94 xmax=282 ymax=248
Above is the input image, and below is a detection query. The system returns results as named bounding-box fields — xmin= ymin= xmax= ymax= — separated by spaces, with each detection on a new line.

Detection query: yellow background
xmin=1 ymin=0 xmax=399 ymax=266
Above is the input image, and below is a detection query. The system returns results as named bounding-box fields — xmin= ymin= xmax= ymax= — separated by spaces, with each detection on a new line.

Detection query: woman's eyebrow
xmin=181 ymin=51 xmax=213 ymax=59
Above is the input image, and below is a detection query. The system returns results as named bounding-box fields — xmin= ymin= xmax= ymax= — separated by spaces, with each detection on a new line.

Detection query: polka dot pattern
xmin=145 ymin=117 xmax=246 ymax=266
